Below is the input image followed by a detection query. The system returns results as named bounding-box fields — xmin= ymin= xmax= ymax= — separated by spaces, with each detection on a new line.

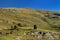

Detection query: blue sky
xmin=0 ymin=0 xmax=60 ymax=11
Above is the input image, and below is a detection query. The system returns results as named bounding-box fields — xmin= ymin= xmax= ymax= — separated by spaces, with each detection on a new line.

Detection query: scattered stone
xmin=24 ymin=30 xmax=60 ymax=40
xmin=42 ymin=32 xmax=46 ymax=36
xmin=38 ymin=31 xmax=42 ymax=34
xmin=44 ymin=32 xmax=54 ymax=40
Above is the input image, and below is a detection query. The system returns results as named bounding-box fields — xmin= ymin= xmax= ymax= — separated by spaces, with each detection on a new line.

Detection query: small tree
xmin=17 ymin=23 xmax=21 ymax=26
xmin=14 ymin=25 xmax=17 ymax=29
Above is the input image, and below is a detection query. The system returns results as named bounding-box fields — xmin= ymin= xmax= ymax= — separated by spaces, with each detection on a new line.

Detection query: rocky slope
xmin=24 ymin=29 xmax=60 ymax=40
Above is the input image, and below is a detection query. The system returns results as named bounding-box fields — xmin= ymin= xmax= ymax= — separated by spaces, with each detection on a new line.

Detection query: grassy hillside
xmin=0 ymin=8 xmax=60 ymax=31
xmin=0 ymin=8 xmax=60 ymax=40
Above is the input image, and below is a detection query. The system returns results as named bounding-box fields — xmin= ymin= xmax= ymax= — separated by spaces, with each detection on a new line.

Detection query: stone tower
xmin=34 ymin=25 xmax=37 ymax=30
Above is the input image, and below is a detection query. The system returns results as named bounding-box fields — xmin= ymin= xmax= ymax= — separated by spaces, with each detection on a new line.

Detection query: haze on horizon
xmin=0 ymin=0 xmax=60 ymax=11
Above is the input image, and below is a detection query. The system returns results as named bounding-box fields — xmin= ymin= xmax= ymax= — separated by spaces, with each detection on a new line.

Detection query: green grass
xmin=0 ymin=8 xmax=60 ymax=40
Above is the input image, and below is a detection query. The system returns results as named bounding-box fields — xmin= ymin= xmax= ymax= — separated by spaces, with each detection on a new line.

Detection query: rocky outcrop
xmin=24 ymin=30 xmax=60 ymax=40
